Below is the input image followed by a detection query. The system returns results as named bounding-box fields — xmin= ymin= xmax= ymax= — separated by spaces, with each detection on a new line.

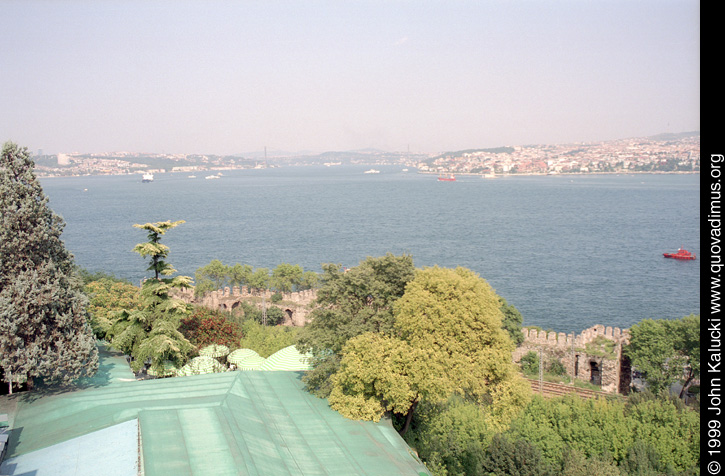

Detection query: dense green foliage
xmin=481 ymin=434 xmax=553 ymax=476
xmin=519 ymin=351 xmax=539 ymax=376
xmin=238 ymin=320 xmax=301 ymax=358
xmin=407 ymin=391 xmax=699 ymax=476
xmin=106 ymin=221 xmax=194 ymax=373
xmin=499 ymin=297 xmax=525 ymax=346
xmin=230 ymin=301 xmax=286 ymax=326
xmin=194 ymin=260 xmax=318 ymax=297
xmin=0 ymin=141 xmax=98 ymax=388
xmin=328 ymin=266 xmax=530 ymax=436
xmin=179 ymin=307 xmax=244 ymax=350
xmin=84 ymin=278 xmax=142 ymax=339
xmin=507 ymin=394 xmax=699 ymax=474
xmin=407 ymin=396 xmax=494 ymax=475
xmin=78 ymin=268 xmax=132 ymax=285
xmin=625 ymin=314 xmax=700 ymax=396
xmin=296 ymin=253 xmax=416 ymax=397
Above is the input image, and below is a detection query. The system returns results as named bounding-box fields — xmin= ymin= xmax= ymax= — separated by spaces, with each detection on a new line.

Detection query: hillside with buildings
xmin=30 ymin=132 xmax=699 ymax=177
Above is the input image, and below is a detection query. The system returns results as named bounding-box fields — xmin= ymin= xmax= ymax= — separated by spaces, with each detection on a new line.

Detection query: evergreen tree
xmin=0 ymin=141 xmax=98 ymax=390
xmin=108 ymin=220 xmax=194 ymax=373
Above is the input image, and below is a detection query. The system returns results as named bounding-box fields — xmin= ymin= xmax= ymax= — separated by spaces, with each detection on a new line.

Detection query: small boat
xmin=663 ymin=247 xmax=696 ymax=260
xmin=364 ymin=169 xmax=380 ymax=174
xmin=142 ymin=173 xmax=154 ymax=182
xmin=438 ymin=174 xmax=456 ymax=182
xmin=205 ymin=174 xmax=220 ymax=180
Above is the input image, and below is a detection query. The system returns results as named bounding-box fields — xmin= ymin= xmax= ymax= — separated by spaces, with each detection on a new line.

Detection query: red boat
xmin=438 ymin=174 xmax=456 ymax=182
xmin=663 ymin=248 xmax=696 ymax=260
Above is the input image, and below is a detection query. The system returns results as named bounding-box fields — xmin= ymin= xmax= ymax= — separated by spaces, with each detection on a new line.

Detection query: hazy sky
xmin=1 ymin=1 xmax=699 ymax=155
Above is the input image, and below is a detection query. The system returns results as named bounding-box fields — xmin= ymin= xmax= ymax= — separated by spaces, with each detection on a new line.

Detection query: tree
xmin=132 ymin=220 xmax=185 ymax=279
xmin=238 ymin=320 xmax=300 ymax=358
xmin=300 ymin=270 xmax=319 ymax=290
xmin=482 ymin=434 xmax=552 ymax=476
xmin=625 ymin=394 xmax=700 ymax=472
xmin=561 ymin=448 xmax=624 ymax=476
xmin=506 ymin=391 xmax=700 ymax=474
xmin=408 ymin=395 xmax=493 ymax=476
xmin=270 ymin=263 xmax=304 ymax=293
xmin=619 ymin=441 xmax=675 ymax=476
xmin=672 ymin=314 xmax=700 ymax=398
xmin=247 ymin=267 xmax=270 ymax=294
xmin=393 ymin=267 xmax=530 ymax=427
xmin=328 ymin=332 xmax=426 ymax=424
xmin=194 ymin=259 xmax=230 ymax=297
xmin=625 ymin=315 xmax=700 ymax=396
xmin=509 ymin=395 xmax=633 ymax=467
xmin=179 ymin=307 xmax=244 ymax=350
xmin=296 ymin=253 xmax=416 ymax=397
xmin=84 ymin=278 xmax=142 ymax=339
xmin=228 ymin=263 xmax=253 ymax=289
xmin=0 ymin=141 xmax=98 ymax=389
xmin=328 ymin=266 xmax=530 ymax=434
xmin=107 ymin=221 xmax=194 ymax=373
xmin=499 ymin=297 xmax=525 ymax=346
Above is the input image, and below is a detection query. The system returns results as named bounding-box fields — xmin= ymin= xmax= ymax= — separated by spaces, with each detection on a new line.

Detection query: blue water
xmin=40 ymin=167 xmax=700 ymax=334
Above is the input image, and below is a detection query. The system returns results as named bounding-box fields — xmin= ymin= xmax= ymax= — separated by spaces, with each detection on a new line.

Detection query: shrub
xmin=84 ymin=278 xmax=142 ymax=339
xmin=547 ymin=359 xmax=567 ymax=376
xmin=520 ymin=351 xmax=539 ymax=376
xmin=482 ymin=434 xmax=553 ymax=476
xmin=239 ymin=320 xmax=300 ymax=358
xmin=230 ymin=301 xmax=286 ymax=326
xmin=180 ymin=307 xmax=244 ymax=350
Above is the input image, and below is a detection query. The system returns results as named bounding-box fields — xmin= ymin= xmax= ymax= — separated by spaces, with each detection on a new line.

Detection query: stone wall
xmin=513 ymin=324 xmax=631 ymax=394
xmin=173 ymin=286 xmax=317 ymax=327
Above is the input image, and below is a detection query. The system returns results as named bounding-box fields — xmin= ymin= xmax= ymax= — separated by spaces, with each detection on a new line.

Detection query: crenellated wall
xmin=513 ymin=324 xmax=631 ymax=394
xmin=173 ymin=286 xmax=317 ymax=326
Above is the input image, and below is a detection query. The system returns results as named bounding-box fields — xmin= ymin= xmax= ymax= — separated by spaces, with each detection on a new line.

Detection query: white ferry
xmin=142 ymin=173 xmax=154 ymax=182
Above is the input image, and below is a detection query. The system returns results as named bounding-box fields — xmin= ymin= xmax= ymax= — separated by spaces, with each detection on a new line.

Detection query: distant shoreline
xmin=37 ymin=169 xmax=701 ymax=179
xmin=420 ymin=170 xmax=700 ymax=177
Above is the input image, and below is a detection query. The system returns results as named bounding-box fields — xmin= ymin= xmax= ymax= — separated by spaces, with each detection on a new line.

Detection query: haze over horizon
xmin=1 ymin=1 xmax=699 ymax=156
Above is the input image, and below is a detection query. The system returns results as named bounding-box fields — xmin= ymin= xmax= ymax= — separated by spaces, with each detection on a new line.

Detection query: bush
xmin=229 ymin=301 xmax=286 ymax=326
xmin=547 ymin=359 xmax=567 ymax=376
xmin=239 ymin=320 xmax=300 ymax=358
xmin=408 ymin=395 xmax=493 ymax=476
xmin=482 ymin=434 xmax=552 ymax=476
xmin=271 ymin=292 xmax=283 ymax=303
xmin=84 ymin=278 xmax=142 ymax=339
xmin=520 ymin=351 xmax=539 ymax=376
xmin=180 ymin=307 xmax=244 ymax=350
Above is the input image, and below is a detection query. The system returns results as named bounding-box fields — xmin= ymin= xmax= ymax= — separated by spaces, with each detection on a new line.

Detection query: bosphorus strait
xmin=40 ymin=167 xmax=700 ymax=334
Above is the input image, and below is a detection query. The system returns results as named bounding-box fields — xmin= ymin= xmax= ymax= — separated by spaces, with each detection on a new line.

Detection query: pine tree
xmin=0 ymin=141 xmax=98 ymax=391
xmin=108 ymin=220 xmax=194 ymax=373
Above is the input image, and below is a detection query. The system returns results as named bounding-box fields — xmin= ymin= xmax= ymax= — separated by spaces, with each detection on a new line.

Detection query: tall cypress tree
xmin=0 ymin=142 xmax=98 ymax=390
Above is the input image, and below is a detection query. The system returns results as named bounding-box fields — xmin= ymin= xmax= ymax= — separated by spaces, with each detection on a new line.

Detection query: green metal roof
xmin=3 ymin=346 xmax=430 ymax=476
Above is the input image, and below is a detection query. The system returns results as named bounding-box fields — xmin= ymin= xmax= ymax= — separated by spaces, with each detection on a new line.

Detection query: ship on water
xmin=142 ymin=173 xmax=154 ymax=182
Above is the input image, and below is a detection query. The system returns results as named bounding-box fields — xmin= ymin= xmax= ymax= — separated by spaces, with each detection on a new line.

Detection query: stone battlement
xmin=520 ymin=324 xmax=630 ymax=349
xmin=173 ymin=286 xmax=318 ymax=326
xmin=514 ymin=324 xmax=631 ymax=394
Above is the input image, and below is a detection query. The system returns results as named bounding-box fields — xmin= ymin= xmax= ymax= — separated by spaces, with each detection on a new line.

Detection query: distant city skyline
xmin=1 ymin=1 xmax=699 ymax=156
